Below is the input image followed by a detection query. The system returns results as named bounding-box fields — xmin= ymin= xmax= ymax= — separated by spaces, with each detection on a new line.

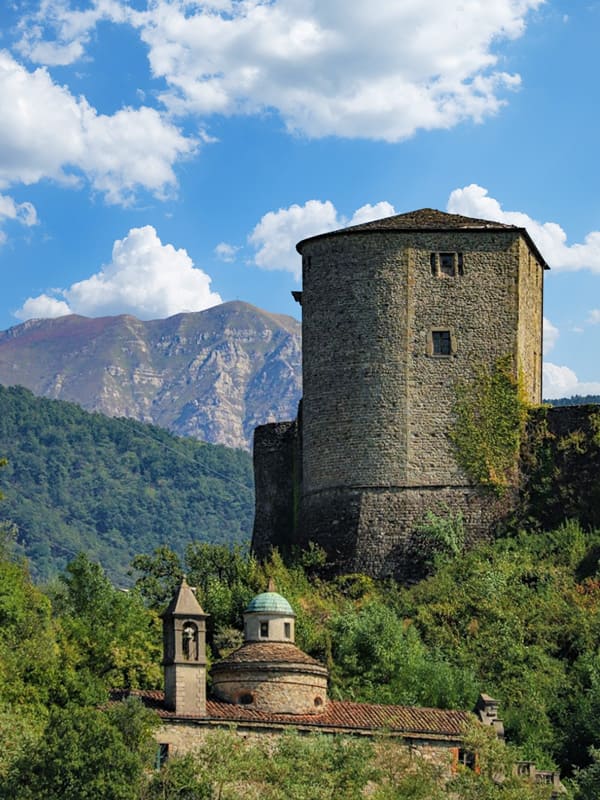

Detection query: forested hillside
xmin=0 ymin=386 xmax=253 ymax=583
xmin=4 ymin=530 xmax=600 ymax=797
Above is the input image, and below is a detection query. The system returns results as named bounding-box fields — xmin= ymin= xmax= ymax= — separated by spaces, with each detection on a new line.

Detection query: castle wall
xmin=252 ymin=420 xmax=301 ymax=558
xmin=517 ymin=238 xmax=544 ymax=403
xmin=252 ymin=220 xmax=546 ymax=581
xmin=301 ymin=485 xmax=510 ymax=581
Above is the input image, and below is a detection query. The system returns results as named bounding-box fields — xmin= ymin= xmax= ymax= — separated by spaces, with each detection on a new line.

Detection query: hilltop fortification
xmin=252 ymin=208 xmax=548 ymax=580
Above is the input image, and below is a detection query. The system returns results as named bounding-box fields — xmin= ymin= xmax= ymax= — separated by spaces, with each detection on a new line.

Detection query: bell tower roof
xmin=162 ymin=576 xmax=207 ymax=619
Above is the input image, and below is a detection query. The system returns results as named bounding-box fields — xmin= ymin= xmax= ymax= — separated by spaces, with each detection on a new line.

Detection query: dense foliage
xmin=451 ymin=356 xmax=528 ymax=493
xmin=0 ymin=386 xmax=253 ymax=583
xmin=5 ymin=524 xmax=600 ymax=796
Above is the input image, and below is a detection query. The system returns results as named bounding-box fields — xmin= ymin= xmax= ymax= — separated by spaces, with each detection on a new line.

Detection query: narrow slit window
xmin=260 ymin=621 xmax=269 ymax=638
xmin=430 ymin=253 xmax=437 ymax=276
xmin=457 ymin=253 xmax=464 ymax=276
xmin=284 ymin=622 xmax=291 ymax=639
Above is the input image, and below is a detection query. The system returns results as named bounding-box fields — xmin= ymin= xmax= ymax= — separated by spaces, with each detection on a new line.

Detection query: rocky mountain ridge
xmin=0 ymin=301 xmax=302 ymax=450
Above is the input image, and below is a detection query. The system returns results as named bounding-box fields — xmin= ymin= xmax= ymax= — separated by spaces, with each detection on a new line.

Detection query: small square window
xmin=284 ymin=622 xmax=291 ymax=639
xmin=432 ymin=330 xmax=452 ymax=356
xmin=260 ymin=621 xmax=269 ymax=638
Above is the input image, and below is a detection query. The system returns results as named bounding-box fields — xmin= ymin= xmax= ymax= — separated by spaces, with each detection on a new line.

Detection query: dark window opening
xmin=432 ymin=330 xmax=452 ymax=356
xmin=239 ymin=693 xmax=254 ymax=705
xmin=156 ymin=743 xmax=169 ymax=770
xmin=284 ymin=622 xmax=291 ymax=639
xmin=440 ymin=253 xmax=455 ymax=276
xmin=260 ymin=621 xmax=269 ymax=638
xmin=430 ymin=251 xmax=464 ymax=277
xmin=314 ymin=696 xmax=323 ymax=707
xmin=458 ymin=748 xmax=476 ymax=770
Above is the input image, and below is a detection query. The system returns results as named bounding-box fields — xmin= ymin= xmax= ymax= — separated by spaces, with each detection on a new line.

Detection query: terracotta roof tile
xmin=213 ymin=642 xmax=321 ymax=667
xmin=115 ymin=690 xmax=469 ymax=738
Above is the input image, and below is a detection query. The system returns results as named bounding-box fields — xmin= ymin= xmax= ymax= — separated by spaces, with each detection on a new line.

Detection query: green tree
xmin=1 ymin=705 xmax=153 ymax=800
xmin=56 ymin=552 xmax=162 ymax=690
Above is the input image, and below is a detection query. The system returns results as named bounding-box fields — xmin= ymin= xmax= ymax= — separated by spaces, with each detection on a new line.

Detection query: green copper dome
xmin=245 ymin=592 xmax=294 ymax=615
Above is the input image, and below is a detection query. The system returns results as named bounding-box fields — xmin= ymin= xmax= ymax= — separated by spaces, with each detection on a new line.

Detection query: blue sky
xmin=0 ymin=0 xmax=599 ymax=398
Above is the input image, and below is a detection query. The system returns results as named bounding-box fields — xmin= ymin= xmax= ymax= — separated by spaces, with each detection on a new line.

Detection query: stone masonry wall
xmin=252 ymin=226 xmax=545 ymax=581
xmin=212 ymin=666 xmax=328 ymax=715
xmin=300 ymin=485 xmax=510 ymax=581
xmin=252 ymin=420 xmax=302 ymax=558
xmin=517 ymin=237 xmax=544 ymax=403
xmin=156 ymin=721 xmax=459 ymax=774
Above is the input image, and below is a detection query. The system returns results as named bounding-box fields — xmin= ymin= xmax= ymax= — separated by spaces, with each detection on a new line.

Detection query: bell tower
xmin=161 ymin=577 xmax=208 ymax=716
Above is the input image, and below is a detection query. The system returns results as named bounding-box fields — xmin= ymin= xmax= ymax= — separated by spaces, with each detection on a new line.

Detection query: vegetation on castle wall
xmin=519 ymin=406 xmax=600 ymax=532
xmin=451 ymin=356 xmax=528 ymax=494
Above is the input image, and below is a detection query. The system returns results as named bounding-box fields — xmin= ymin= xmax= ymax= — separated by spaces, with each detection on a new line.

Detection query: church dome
xmin=245 ymin=592 xmax=294 ymax=616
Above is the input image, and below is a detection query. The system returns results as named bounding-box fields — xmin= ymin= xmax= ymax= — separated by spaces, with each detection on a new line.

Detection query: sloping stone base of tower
xmin=299 ymin=486 xmax=511 ymax=583
xmin=251 ymin=420 xmax=511 ymax=582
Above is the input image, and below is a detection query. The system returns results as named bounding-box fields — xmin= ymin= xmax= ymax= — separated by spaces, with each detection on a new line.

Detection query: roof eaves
xmin=296 ymin=224 xmax=549 ymax=270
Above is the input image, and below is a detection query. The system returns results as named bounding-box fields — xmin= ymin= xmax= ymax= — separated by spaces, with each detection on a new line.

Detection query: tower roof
xmin=245 ymin=591 xmax=295 ymax=615
xmin=162 ymin=576 xmax=207 ymax=618
xmin=296 ymin=207 xmax=549 ymax=268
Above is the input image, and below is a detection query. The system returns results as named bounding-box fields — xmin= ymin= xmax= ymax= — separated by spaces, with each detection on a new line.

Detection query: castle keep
xmin=252 ymin=208 xmax=547 ymax=580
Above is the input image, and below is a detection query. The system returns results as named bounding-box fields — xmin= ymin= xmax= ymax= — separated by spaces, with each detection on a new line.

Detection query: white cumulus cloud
xmin=16 ymin=294 xmax=72 ymax=320
xmin=0 ymin=50 xmax=196 ymax=205
xmin=587 ymin=309 xmax=600 ymax=325
xmin=249 ymin=199 xmax=396 ymax=279
xmin=447 ymin=184 xmax=600 ymax=273
xmin=214 ymin=242 xmax=240 ymax=262
xmin=17 ymin=0 xmax=542 ymax=141
xmin=0 ymin=192 xmax=38 ymax=244
xmin=15 ymin=225 xmax=221 ymax=321
xmin=543 ymin=362 xmax=600 ymax=400
xmin=543 ymin=317 xmax=559 ymax=354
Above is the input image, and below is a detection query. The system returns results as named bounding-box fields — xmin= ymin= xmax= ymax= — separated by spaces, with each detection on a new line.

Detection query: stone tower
xmin=162 ymin=577 xmax=208 ymax=716
xmin=252 ymin=209 xmax=547 ymax=580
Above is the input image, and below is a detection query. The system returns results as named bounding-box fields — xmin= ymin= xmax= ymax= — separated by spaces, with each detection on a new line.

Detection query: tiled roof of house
xmin=114 ymin=690 xmax=470 ymax=739
xmin=212 ymin=641 xmax=322 ymax=667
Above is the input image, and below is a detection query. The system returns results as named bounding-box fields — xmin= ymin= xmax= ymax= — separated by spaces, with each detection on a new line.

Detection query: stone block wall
xmin=212 ymin=665 xmax=328 ymax=715
xmin=252 ymin=224 xmax=545 ymax=581
xmin=300 ymin=484 xmax=510 ymax=582
xmin=251 ymin=420 xmax=301 ymax=558
xmin=164 ymin=663 xmax=206 ymax=716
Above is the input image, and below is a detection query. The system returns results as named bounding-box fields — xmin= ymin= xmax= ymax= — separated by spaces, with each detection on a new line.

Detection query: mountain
xmin=0 ymin=385 xmax=253 ymax=584
xmin=0 ymin=301 xmax=302 ymax=451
